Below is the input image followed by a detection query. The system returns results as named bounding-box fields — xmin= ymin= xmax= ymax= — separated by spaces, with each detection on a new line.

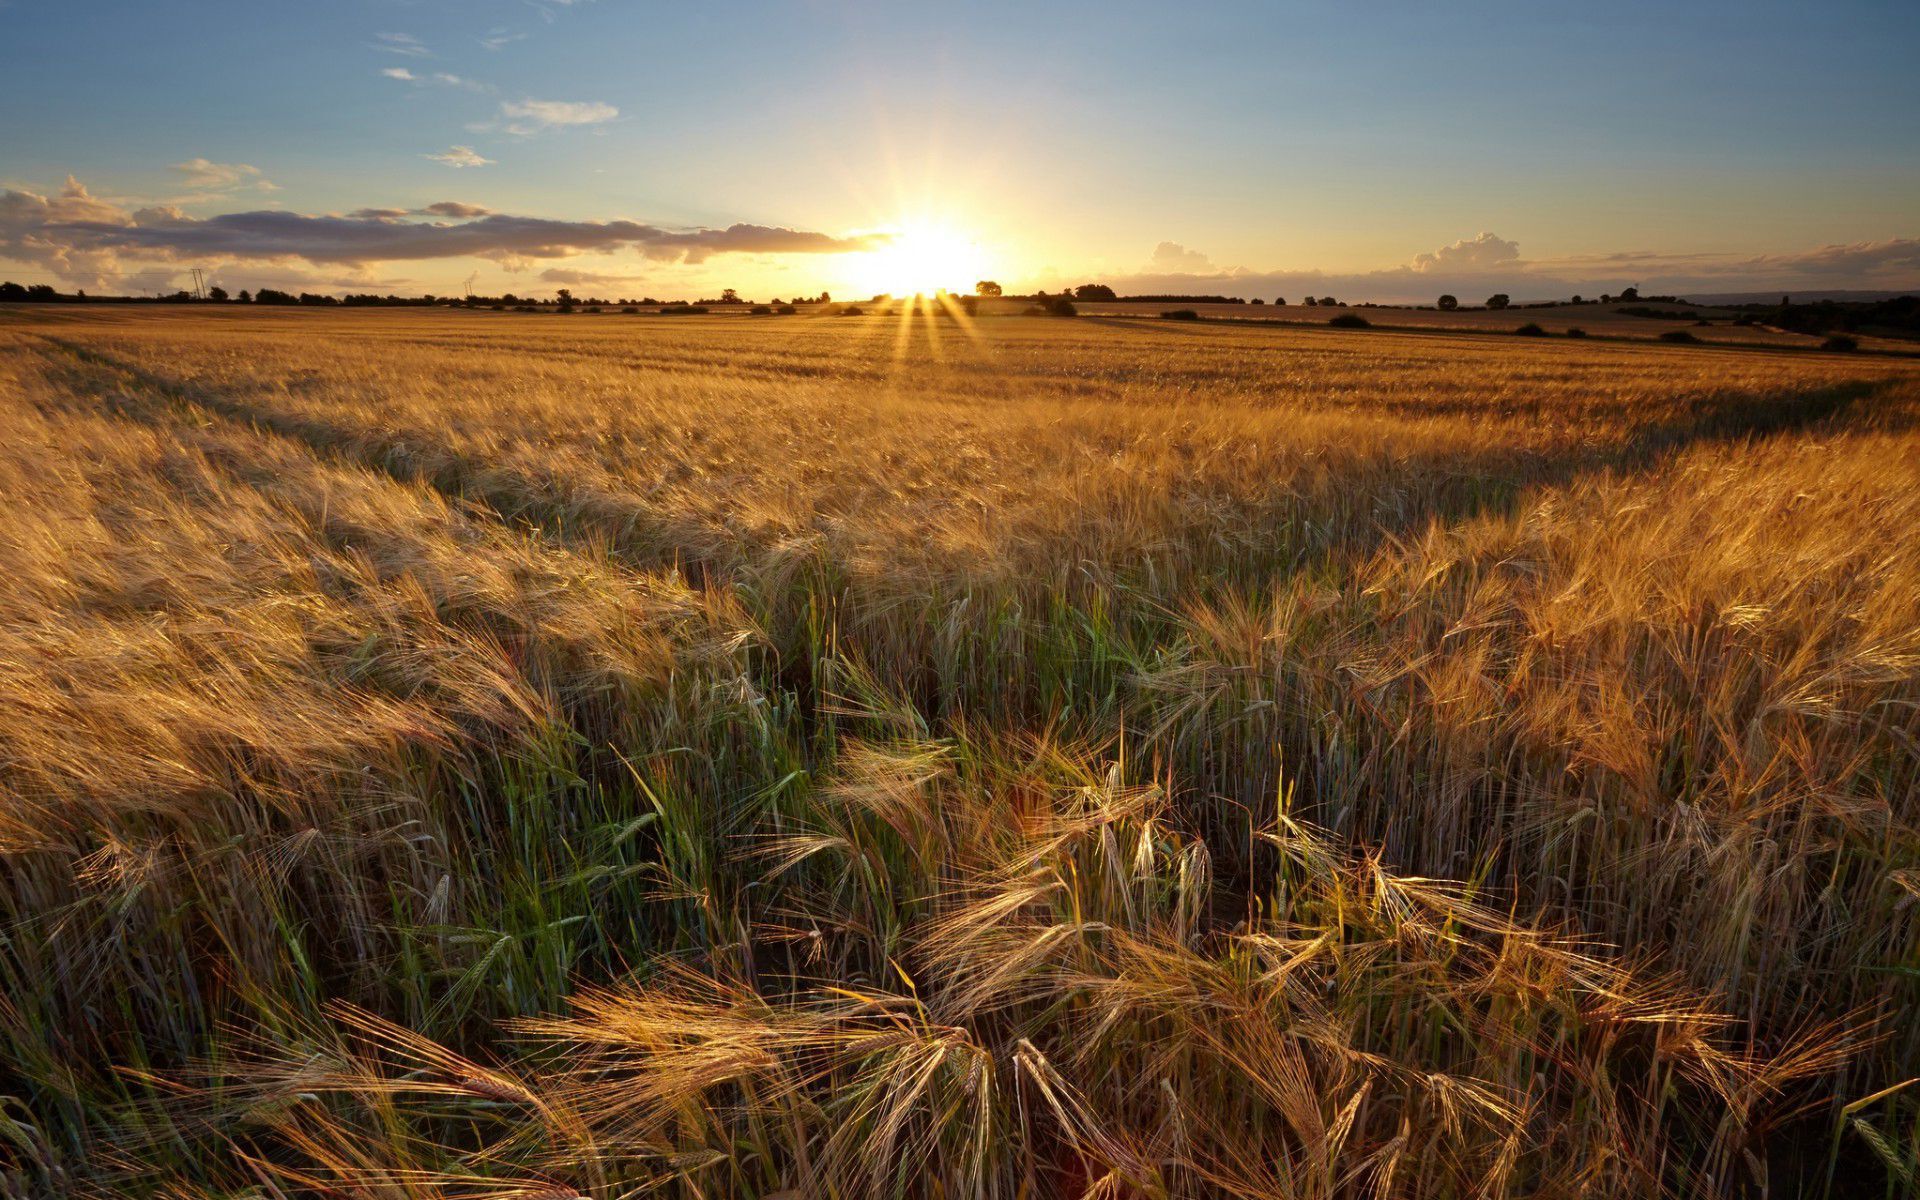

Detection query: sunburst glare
xmin=847 ymin=220 xmax=990 ymax=299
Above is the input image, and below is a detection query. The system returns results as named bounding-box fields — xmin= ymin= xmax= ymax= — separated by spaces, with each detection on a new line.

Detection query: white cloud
xmin=171 ymin=158 xmax=265 ymax=190
xmin=425 ymin=145 xmax=495 ymax=169
xmin=480 ymin=29 xmax=527 ymax=51
xmin=1410 ymin=231 xmax=1521 ymax=274
xmin=1150 ymin=241 xmax=1216 ymax=272
xmin=372 ymin=32 xmax=429 ymax=57
xmin=383 ymin=66 xmax=486 ymax=93
xmin=498 ymin=98 xmax=618 ymax=134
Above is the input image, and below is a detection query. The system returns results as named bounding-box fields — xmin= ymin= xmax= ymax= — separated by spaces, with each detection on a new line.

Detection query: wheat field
xmin=2 ymin=305 xmax=1918 ymax=1197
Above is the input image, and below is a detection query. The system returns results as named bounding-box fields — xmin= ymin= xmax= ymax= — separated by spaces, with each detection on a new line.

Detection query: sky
xmin=2 ymin=0 xmax=1917 ymax=302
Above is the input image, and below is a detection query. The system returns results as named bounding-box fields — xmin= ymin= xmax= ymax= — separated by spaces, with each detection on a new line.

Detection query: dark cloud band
xmin=1 ymin=177 xmax=884 ymax=283
xmin=47 ymin=211 xmax=881 ymax=266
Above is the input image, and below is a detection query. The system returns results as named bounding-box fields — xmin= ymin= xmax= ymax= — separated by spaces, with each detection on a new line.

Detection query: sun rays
xmin=847 ymin=220 xmax=989 ymax=298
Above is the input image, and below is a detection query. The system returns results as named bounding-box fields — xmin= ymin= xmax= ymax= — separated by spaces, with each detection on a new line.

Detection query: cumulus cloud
xmin=426 ymin=145 xmax=495 ymax=168
xmin=1410 ymin=231 xmax=1520 ymax=273
xmin=0 ymin=176 xmax=141 ymax=286
xmin=1150 ymin=241 xmax=1216 ymax=272
xmin=498 ymin=98 xmax=618 ymax=133
xmin=0 ymin=175 xmax=888 ymax=287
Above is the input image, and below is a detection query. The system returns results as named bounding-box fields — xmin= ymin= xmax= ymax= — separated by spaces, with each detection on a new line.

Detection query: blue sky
xmin=3 ymin=0 xmax=1917 ymax=299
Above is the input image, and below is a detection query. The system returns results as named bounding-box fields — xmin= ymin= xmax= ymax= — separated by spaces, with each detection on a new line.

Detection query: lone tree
xmin=1319 ymin=296 xmax=1339 ymax=307
xmin=1437 ymin=294 xmax=1458 ymax=310
xmin=1619 ymin=286 xmax=1640 ymax=301
xmin=1073 ymin=283 xmax=1116 ymax=301
xmin=975 ymin=280 xmax=1002 ymax=297
xmin=1486 ymin=293 xmax=1511 ymax=310
xmin=721 ymin=288 xmax=739 ymax=304
xmin=1273 ymin=296 xmax=1287 ymax=306
xmin=208 ymin=285 xmax=229 ymax=302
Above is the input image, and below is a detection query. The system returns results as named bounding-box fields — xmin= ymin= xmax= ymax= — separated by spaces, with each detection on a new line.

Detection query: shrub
xmin=775 ymin=304 xmax=797 ymax=315
xmin=1515 ymin=322 xmax=1547 ymax=336
xmin=1565 ymin=326 xmax=1588 ymax=338
xmin=621 ymin=306 xmax=638 ymax=314
xmin=1328 ymin=313 xmax=1371 ymax=328
xmin=1821 ymin=333 xmax=1859 ymax=352
xmin=1486 ymin=293 xmax=1511 ymax=310
xmin=659 ymin=305 xmax=710 ymax=315
xmin=1047 ymin=297 xmax=1078 ymax=317
xmin=1162 ymin=309 xmax=1200 ymax=321
xmin=586 ymin=306 xmax=602 ymax=314
xmin=839 ymin=305 xmax=864 ymax=316
xmin=1659 ymin=329 xmax=1700 ymax=344
xmin=491 ymin=304 xmax=506 ymax=312
xmin=750 ymin=305 xmax=774 ymax=315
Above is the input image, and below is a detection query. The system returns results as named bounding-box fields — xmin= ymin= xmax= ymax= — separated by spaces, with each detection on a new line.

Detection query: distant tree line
xmin=13 ymin=276 xmax=1908 ymax=338
xmin=0 ymin=280 xmax=837 ymax=308
xmin=0 ymin=282 xmax=64 ymax=301
xmin=1738 ymin=295 xmax=1920 ymax=337
xmin=1117 ymin=294 xmax=1250 ymax=304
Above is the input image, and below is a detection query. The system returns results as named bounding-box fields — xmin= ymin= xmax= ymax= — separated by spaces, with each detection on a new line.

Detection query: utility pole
xmin=189 ymin=268 xmax=207 ymax=300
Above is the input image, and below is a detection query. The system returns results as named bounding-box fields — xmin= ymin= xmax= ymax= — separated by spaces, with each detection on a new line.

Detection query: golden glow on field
xmin=847 ymin=220 xmax=990 ymax=299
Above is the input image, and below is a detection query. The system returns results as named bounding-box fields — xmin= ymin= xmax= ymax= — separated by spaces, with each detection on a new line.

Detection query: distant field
xmin=3 ymin=306 xmax=1919 ymax=1196
xmin=1048 ymin=297 xmax=1916 ymax=350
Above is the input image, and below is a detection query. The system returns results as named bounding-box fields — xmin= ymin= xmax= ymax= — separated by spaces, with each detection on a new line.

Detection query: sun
xmin=848 ymin=220 xmax=990 ymax=299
